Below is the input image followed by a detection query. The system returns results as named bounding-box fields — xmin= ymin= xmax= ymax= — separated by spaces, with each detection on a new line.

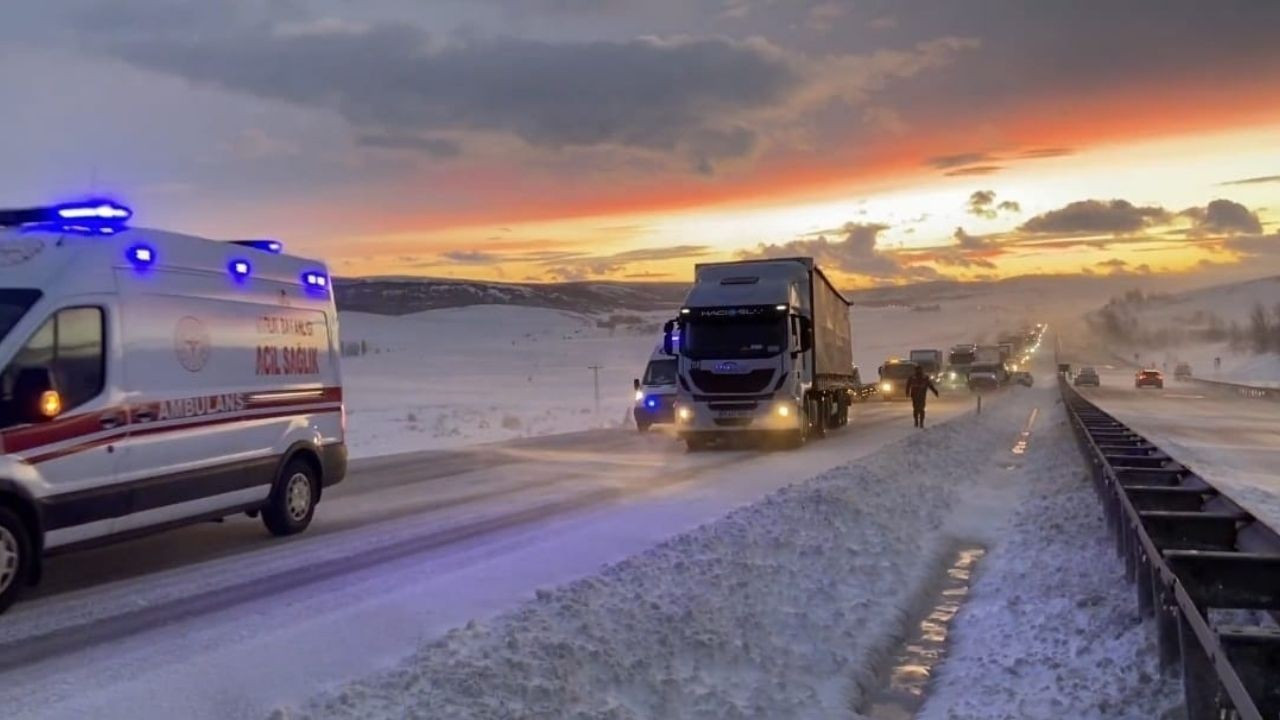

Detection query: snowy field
xmin=281 ymin=379 xmax=1171 ymax=719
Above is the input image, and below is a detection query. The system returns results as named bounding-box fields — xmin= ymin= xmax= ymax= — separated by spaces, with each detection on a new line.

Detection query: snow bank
xmin=281 ymin=397 xmax=1030 ymax=719
xmin=921 ymin=406 xmax=1179 ymax=720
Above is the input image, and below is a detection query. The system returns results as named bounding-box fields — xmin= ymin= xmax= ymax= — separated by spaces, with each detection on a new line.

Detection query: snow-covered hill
xmin=335 ymin=276 xmax=686 ymax=315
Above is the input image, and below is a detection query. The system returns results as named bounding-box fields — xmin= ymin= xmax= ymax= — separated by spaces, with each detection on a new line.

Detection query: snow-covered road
xmin=0 ymin=394 xmax=978 ymax=719
xmin=1075 ymin=367 xmax=1280 ymax=529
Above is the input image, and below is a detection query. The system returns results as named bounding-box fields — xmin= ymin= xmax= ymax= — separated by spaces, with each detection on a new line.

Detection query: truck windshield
xmin=882 ymin=363 xmax=916 ymax=380
xmin=643 ymin=358 xmax=677 ymax=385
xmin=0 ymin=289 xmax=41 ymax=346
xmin=949 ymin=351 xmax=975 ymax=365
xmin=682 ymin=317 xmax=786 ymax=360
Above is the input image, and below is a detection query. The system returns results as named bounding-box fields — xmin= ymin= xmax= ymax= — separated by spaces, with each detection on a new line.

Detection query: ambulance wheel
xmin=263 ymin=459 xmax=318 ymax=537
xmin=0 ymin=506 xmax=33 ymax=613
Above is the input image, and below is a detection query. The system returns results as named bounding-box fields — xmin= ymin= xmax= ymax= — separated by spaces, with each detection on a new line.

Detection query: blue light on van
xmin=230 ymin=239 xmax=283 ymax=253
xmin=302 ymin=271 xmax=329 ymax=289
xmin=127 ymin=244 xmax=155 ymax=269
xmin=645 ymin=398 xmax=658 ymax=409
xmin=229 ymin=259 xmax=251 ymax=279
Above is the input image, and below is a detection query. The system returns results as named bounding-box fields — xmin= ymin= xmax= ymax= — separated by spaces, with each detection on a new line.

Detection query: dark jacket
xmin=905 ymin=374 xmax=939 ymax=403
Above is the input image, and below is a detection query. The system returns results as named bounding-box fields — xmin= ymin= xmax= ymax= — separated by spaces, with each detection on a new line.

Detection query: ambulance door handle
xmin=99 ymin=412 xmax=124 ymax=429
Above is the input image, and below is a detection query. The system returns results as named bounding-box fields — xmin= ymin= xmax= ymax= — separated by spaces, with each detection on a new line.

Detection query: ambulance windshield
xmin=0 ymin=290 xmax=41 ymax=345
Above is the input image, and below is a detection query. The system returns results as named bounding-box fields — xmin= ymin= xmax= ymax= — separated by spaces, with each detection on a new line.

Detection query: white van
xmin=0 ymin=201 xmax=346 ymax=611
xmin=632 ymin=345 xmax=677 ymax=432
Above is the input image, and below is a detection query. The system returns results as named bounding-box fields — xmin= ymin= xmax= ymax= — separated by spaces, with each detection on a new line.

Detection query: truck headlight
xmin=775 ymin=403 xmax=791 ymax=417
xmin=635 ymin=390 xmax=645 ymax=402
xmin=880 ymin=382 xmax=892 ymax=392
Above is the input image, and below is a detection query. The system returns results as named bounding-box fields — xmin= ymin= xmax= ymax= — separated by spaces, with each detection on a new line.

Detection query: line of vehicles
xmin=1071 ymin=364 xmax=1186 ymax=389
xmin=0 ymin=201 xmax=344 ymax=612
xmin=632 ymin=257 xmax=1046 ymax=449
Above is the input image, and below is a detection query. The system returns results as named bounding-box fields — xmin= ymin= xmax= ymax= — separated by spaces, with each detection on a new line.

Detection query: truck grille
xmin=708 ymin=402 xmax=758 ymax=412
xmin=689 ymin=369 xmax=775 ymax=394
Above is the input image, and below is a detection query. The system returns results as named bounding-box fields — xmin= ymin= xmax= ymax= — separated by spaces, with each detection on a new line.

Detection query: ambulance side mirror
xmin=14 ymin=367 xmax=59 ymax=423
xmin=633 ymin=378 xmax=641 ymax=391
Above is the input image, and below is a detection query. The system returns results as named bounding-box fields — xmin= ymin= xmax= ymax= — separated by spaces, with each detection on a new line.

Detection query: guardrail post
xmin=1154 ymin=576 xmax=1180 ymax=674
xmin=1179 ymin=612 xmax=1224 ymax=719
xmin=1135 ymin=552 xmax=1154 ymax=617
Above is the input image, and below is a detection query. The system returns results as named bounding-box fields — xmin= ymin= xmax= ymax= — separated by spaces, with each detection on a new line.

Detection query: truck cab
xmin=633 ymin=346 xmax=678 ymax=431
xmin=664 ymin=258 xmax=852 ymax=450
xmin=946 ymin=344 xmax=976 ymax=387
xmin=878 ymin=359 xmax=918 ymax=401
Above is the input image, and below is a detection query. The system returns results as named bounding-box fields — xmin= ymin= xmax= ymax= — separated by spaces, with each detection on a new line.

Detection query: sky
xmin=2 ymin=0 xmax=1279 ymax=288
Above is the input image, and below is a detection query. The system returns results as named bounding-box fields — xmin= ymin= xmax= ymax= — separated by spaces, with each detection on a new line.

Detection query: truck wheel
xmin=0 ymin=507 xmax=33 ymax=614
xmin=263 ymin=458 xmax=319 ymax=537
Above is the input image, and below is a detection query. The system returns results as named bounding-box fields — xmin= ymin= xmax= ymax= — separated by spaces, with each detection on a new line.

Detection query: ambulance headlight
xmin=635 ymin=390 xmax=645 ymax=402
xmin=677 ymin=406 xmax=692 ymax=422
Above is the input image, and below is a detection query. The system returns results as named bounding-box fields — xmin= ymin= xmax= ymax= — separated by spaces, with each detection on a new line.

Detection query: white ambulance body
xmin=0 ymin=202 xmax=346 ymax=611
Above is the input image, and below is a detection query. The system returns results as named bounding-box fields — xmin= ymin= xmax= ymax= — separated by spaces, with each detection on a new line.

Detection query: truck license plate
xmin=717 ymin=409 xmax=754 ymax=418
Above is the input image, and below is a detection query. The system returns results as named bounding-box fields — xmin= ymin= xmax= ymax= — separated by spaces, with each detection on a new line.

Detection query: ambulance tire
xmin=0 ymin=506 xmax=33 ymax=614
xmin=263 ymin=458 xmax=319 ymax=537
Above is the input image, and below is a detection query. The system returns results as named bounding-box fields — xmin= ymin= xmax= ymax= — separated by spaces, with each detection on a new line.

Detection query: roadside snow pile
xmin=920 ymin=406 xmax=1179 ymax=720
xmin=282 ymin=400 xmax=1025 ymax=720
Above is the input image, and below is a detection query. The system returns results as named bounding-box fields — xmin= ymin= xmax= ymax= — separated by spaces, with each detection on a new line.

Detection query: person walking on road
xmin=905 ymin=366 xmax=940 ymax=428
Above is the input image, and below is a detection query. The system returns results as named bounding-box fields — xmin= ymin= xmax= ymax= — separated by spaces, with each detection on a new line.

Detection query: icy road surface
xmin=0 ymin=395 xmax=975 ymax=719
xmin=1077 ymin=367 xmax=1280 ymax=530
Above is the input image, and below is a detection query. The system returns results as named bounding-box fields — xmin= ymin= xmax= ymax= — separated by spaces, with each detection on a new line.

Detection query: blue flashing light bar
xmin=56 ymin=201 xmax=132 ymax=222
xmin=302 ymin=270 xmax=329 ymax=289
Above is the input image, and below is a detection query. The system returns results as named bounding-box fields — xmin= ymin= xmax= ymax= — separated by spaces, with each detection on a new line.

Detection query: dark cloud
xmin=953 ymin=227 xmax=992 ymax=249
xmin=966 ymin=190 xmax=1020 ymax=219
xmin=1020 ymin=199 xmax=1172 ymax=234
xmin=1182 ymin=199 xmax=1262 ymax=235
xmin=1219 ymin=174 xmax=1280 ymax=186
xmin=1096 ymin=258 xmax=1128 ymax=268
xmin=944 ymin=165 xmax=1003 ymax=177
xmin=932 ymin=249 xmax=996 ymax=270
xmin=99 ymin=25 xmax=798 ymax=161
xmin=1225 ymin=233 xmax=1280 ymax=257
xmin=357 ymin=133 xmax=462 ymax=158
xmin=926 ymin=152 xmax=994 ymax=170
xmin=441 ymin=250 xmax=504 ymax=264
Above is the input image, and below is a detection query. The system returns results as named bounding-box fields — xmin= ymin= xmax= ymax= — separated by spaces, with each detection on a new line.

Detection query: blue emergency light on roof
xmin=302 ymin=270 xmax=328 ymax=289
xmin=56 ymin=201 xmax=132 ymax=221
xmin=127 ymin=244 xmax=155 ymax=269
xmin=229 ymin=259 xmax=252 ymax=279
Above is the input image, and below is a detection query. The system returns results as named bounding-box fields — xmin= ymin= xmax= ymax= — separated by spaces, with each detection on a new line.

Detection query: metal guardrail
xmin=1060 ymin=376 xmax=1280 ymax=719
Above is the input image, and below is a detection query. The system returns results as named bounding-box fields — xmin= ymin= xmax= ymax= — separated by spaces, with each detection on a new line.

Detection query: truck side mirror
xmin=13 ymin=367 xmax=59 ymax=424
xmin=662 ymin=320 xmax=676 ymax=356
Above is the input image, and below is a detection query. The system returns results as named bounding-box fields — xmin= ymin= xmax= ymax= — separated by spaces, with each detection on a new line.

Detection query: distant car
xmin=1136 ymin=369 xmax=1164 ymax=389
xmin=1174 ymin=362 xmax=1192 ymax=380
xmin=1012 ymin=371 xmax=1034 ymax=387
xmin=1074 ymin=367 xmax=1100 ymax=387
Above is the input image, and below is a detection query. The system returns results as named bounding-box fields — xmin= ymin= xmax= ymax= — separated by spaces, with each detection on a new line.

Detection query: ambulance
xmin=0 ymin=201 xmax=346 ymax=611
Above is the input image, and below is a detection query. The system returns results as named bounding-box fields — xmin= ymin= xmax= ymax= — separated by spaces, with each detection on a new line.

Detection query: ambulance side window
xmin=0 ymin=307 xmax=105 ymax=425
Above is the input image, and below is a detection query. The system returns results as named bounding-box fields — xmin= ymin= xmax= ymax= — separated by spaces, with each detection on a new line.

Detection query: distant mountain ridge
xmin=335 ymin=277 xmax=688 ymax=315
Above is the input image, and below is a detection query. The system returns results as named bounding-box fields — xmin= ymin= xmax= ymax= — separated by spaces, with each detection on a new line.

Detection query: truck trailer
xmin=663 ymin=257 xmax=854 ymax=450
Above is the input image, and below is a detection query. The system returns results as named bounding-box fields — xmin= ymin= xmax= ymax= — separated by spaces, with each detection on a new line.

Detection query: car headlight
xmin=880 ymin=382 xmax=893 ymax=392
xmin=635 ymin=390 xmax=645 ymax=402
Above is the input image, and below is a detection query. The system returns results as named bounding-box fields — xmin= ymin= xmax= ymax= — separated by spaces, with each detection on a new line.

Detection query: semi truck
xmin=946 ymin=344 xmax=976 ymax=386
xmin=908 ymin=348 xmax=943 ymax=379
xmin=663 ymin=257 xmax=854 ymax=450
